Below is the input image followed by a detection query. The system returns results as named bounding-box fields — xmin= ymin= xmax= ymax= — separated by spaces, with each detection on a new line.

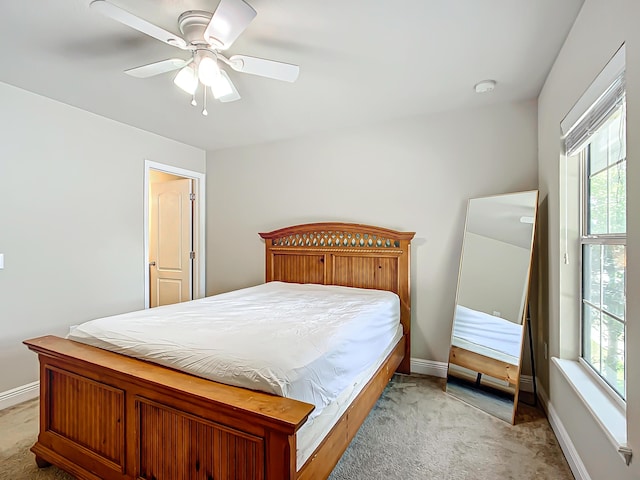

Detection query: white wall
xmin=0 ymin=82 xmax=205 ymax=394
xmin=538 ymin=0 xmax=639 ymax=477
xmin=206 ymin=100 xmax=538 ymax=363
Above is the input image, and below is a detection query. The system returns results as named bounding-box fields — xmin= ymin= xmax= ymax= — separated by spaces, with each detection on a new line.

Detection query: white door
xmin=149 ymin=178 xmax=193 ymax=307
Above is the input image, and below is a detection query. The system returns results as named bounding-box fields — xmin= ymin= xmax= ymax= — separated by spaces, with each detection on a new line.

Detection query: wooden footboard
xmin=25 ymin=336 xmax=314 ymax=480
xmin=25 ymin=334 xmax=405 ymax=480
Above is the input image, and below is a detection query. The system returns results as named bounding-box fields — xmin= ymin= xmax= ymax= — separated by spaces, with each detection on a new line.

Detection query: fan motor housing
xmin=178 ymin=10 xmax=212 ymax=45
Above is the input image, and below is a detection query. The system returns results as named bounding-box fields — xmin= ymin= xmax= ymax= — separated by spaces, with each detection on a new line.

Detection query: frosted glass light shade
xmin=173 ymin=65 xmax=198 ymax=94
xmin=211 ymin=72 xmax=233 ymax=98
xmin=198 ymin=56 xmax=220 ymax=86
xmin=211 ymin=70 xmax=241 ymax=102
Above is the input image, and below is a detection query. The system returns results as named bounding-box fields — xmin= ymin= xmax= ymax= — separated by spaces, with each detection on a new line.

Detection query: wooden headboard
xmin=260 ymin=222 xmax=415 ymax=373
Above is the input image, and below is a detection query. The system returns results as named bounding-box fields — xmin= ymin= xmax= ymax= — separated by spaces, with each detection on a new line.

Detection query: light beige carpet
xmin=0 ymin=375 xmax=574 ymax=480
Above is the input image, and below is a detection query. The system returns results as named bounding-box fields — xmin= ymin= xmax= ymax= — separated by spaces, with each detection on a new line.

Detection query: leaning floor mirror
xmin=445 ymin=190 xmax=538 ymax=424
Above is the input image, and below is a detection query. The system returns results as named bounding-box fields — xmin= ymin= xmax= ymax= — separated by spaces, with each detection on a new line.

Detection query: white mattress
xmin=451 ymin=304 xmax=523 ymax=365
xmin=68 ymin=281 xmax=401 ymax=425
xmin=296 ymin=324 xmax=402 ymax=469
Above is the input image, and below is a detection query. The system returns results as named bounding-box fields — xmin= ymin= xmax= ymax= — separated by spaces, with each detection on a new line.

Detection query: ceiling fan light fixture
xmin=211 ymin=70 xmax=241 ymax=102
xmin=198 ymin=55 xmax=221 ymax=86
xmin=173 ymin=65 xmax=198 ymax=94
xmin=211 ymin=74 xmax=233 ymax=99
xmin=90 ymin=0 xmax=300 ymax=109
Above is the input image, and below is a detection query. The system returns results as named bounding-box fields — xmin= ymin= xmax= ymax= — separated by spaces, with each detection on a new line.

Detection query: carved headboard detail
xmin=259 ymin=222 xmax=415 ymax=373
xmin=269 ymin=230 xmax=402 ymax=249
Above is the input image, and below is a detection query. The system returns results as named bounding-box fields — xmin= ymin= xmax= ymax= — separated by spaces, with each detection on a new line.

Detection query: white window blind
xmin=562 ymin=44 xmax=626 ymax=156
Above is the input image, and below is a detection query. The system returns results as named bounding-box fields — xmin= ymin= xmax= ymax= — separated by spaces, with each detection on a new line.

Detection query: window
xmin=561 ymin=44 xmax=627 ymax=402
xmin=579 ymin=105 xmax=626 ymax=400
xmin=557 ymin=44 xmax=629 ymax=453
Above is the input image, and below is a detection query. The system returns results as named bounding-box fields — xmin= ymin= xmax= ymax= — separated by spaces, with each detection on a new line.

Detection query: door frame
xmin=144 ymin=160 xmax=206 ymax=308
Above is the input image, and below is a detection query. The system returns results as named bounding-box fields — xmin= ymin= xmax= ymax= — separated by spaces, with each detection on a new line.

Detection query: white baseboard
xmin=410 ymin=358 xmax=536 ymax=394
xmin=537 ymin=384 xmax=592 ymax=480
xmin=519 ymin=374 xmax=535 ymax=393
xmin=537 ymin=383 xmax=550 ymax=414
xmin=0 ymin=381 xmax=39 ymax=411
xmin=411 ymin=358 xmax=448 ymax=377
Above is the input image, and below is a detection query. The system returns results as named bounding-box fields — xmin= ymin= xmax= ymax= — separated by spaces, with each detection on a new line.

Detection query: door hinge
xmin=189 ymin=193 xmax=196 ymax=201
xmin=190 ymin=251 xmax=195 ymax=260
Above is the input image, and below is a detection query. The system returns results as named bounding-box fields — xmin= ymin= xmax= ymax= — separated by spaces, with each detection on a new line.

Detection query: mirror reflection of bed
xmin=446 ymin=190 xmax=538 ymax=424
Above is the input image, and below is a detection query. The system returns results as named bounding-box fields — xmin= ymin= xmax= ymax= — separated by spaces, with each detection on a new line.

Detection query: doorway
xmin=144 ymin=160 xmax=206 ymax=308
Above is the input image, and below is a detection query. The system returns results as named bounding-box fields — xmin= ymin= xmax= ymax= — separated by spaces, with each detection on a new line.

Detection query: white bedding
xmin=452 ymin=304 xmax=523 ymax=365
xmin=296 ymin=323 xmax=402 ymax=469
xmin=68 ymin=281 xmax=401 ymax=426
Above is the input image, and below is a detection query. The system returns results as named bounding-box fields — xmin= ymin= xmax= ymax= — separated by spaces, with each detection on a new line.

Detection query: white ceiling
xmin=0 ymin=0 xmax=584 ymax=151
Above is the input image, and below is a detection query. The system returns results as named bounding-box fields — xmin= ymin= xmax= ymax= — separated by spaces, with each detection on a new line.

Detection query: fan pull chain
xmin=202 ymin=87 xmax=208 ymax=116
xmin=190 ymin=52 xmax=198 ymax=106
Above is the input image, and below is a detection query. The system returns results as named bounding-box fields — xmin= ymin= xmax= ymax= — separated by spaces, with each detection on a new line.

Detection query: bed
xmin=448 ymin=304 xmax=525 ymax=387
xmin=24 ymin=222 xmax=414 ymax=480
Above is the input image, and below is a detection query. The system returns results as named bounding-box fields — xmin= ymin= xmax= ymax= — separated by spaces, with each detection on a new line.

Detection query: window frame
xmin=578 ymin=117 xmax=627 ymax=406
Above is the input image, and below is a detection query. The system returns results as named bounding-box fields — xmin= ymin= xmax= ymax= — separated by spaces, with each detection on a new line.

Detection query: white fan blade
xmin=204 ymin=0 xmax=256 ymax=50
xmin=125 ymin=58 xmax=190 ymax=78
xmin=90 ymin=0 xmax=187 ymax=49
xmin=229 ymin=55 xmax=299 ymax=82
xmin=212 ymin=70 xmax=241 ymax=103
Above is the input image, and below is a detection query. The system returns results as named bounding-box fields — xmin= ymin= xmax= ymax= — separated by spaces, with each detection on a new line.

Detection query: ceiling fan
xmin=89 ymin=0 xmax=300 ymax=114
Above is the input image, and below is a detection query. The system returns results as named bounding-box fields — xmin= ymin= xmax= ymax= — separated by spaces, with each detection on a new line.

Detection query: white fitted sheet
xmin=68 ymin=281 xmax=401 ymax=422
xmin=452 ymin=304 xmax=523 ymax=365
xmin=296 ymin=324 xmax=402 ymax=470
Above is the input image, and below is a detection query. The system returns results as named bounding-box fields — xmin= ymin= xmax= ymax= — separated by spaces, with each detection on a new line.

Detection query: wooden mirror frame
xmin=445 ymin=191 xmax=538 ymax=424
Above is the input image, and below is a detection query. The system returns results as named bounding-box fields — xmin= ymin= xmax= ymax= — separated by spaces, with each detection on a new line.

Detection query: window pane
xmin=601 ymin=314 xmax=625 ymax=398
xmin=589 ymin=126 xmax=608 ymax=174
xmin=586 ymin=105 xmax=626 ymax=236
xmin=582 ymin=303 xmax=601 ymax=370
xmin=605 ymin=107 xmax=626 ymax=168
xmin=608 ymin=161 xmax=626 ymax=234
xmin=588 ymin=168 xmax=608 ymax=235
xmin=602 ymin=245 xmax=625 ymax=319
xmin=583 ymin=244 xmax=601 ymax=307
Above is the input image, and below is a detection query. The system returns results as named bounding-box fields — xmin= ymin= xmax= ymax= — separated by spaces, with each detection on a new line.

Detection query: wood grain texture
xmin=137 ymin=399 xmax=264 ymax=480
xmin=47 ymin=367 xmax=124 ymax=465
xmin=449 ymin=345 xmax=519 ymax=385
xmin=25 ymin=221 xmax=415 ymax=480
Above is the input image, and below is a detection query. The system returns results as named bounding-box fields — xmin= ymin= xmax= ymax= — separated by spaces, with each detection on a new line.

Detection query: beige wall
xmin=206 ymin=100 xmax=538 ymax=363
xmin=457 ymin=232 xmax=531 ymax=324
xmin=538 ymin=0 xmax=639 ymax=477
xmin=0 ymin=82 xmax=205 ymax=393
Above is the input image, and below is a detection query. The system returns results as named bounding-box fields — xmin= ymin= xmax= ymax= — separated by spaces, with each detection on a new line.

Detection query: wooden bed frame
xmin=24 ymin=222 xmax=414 ymax=480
